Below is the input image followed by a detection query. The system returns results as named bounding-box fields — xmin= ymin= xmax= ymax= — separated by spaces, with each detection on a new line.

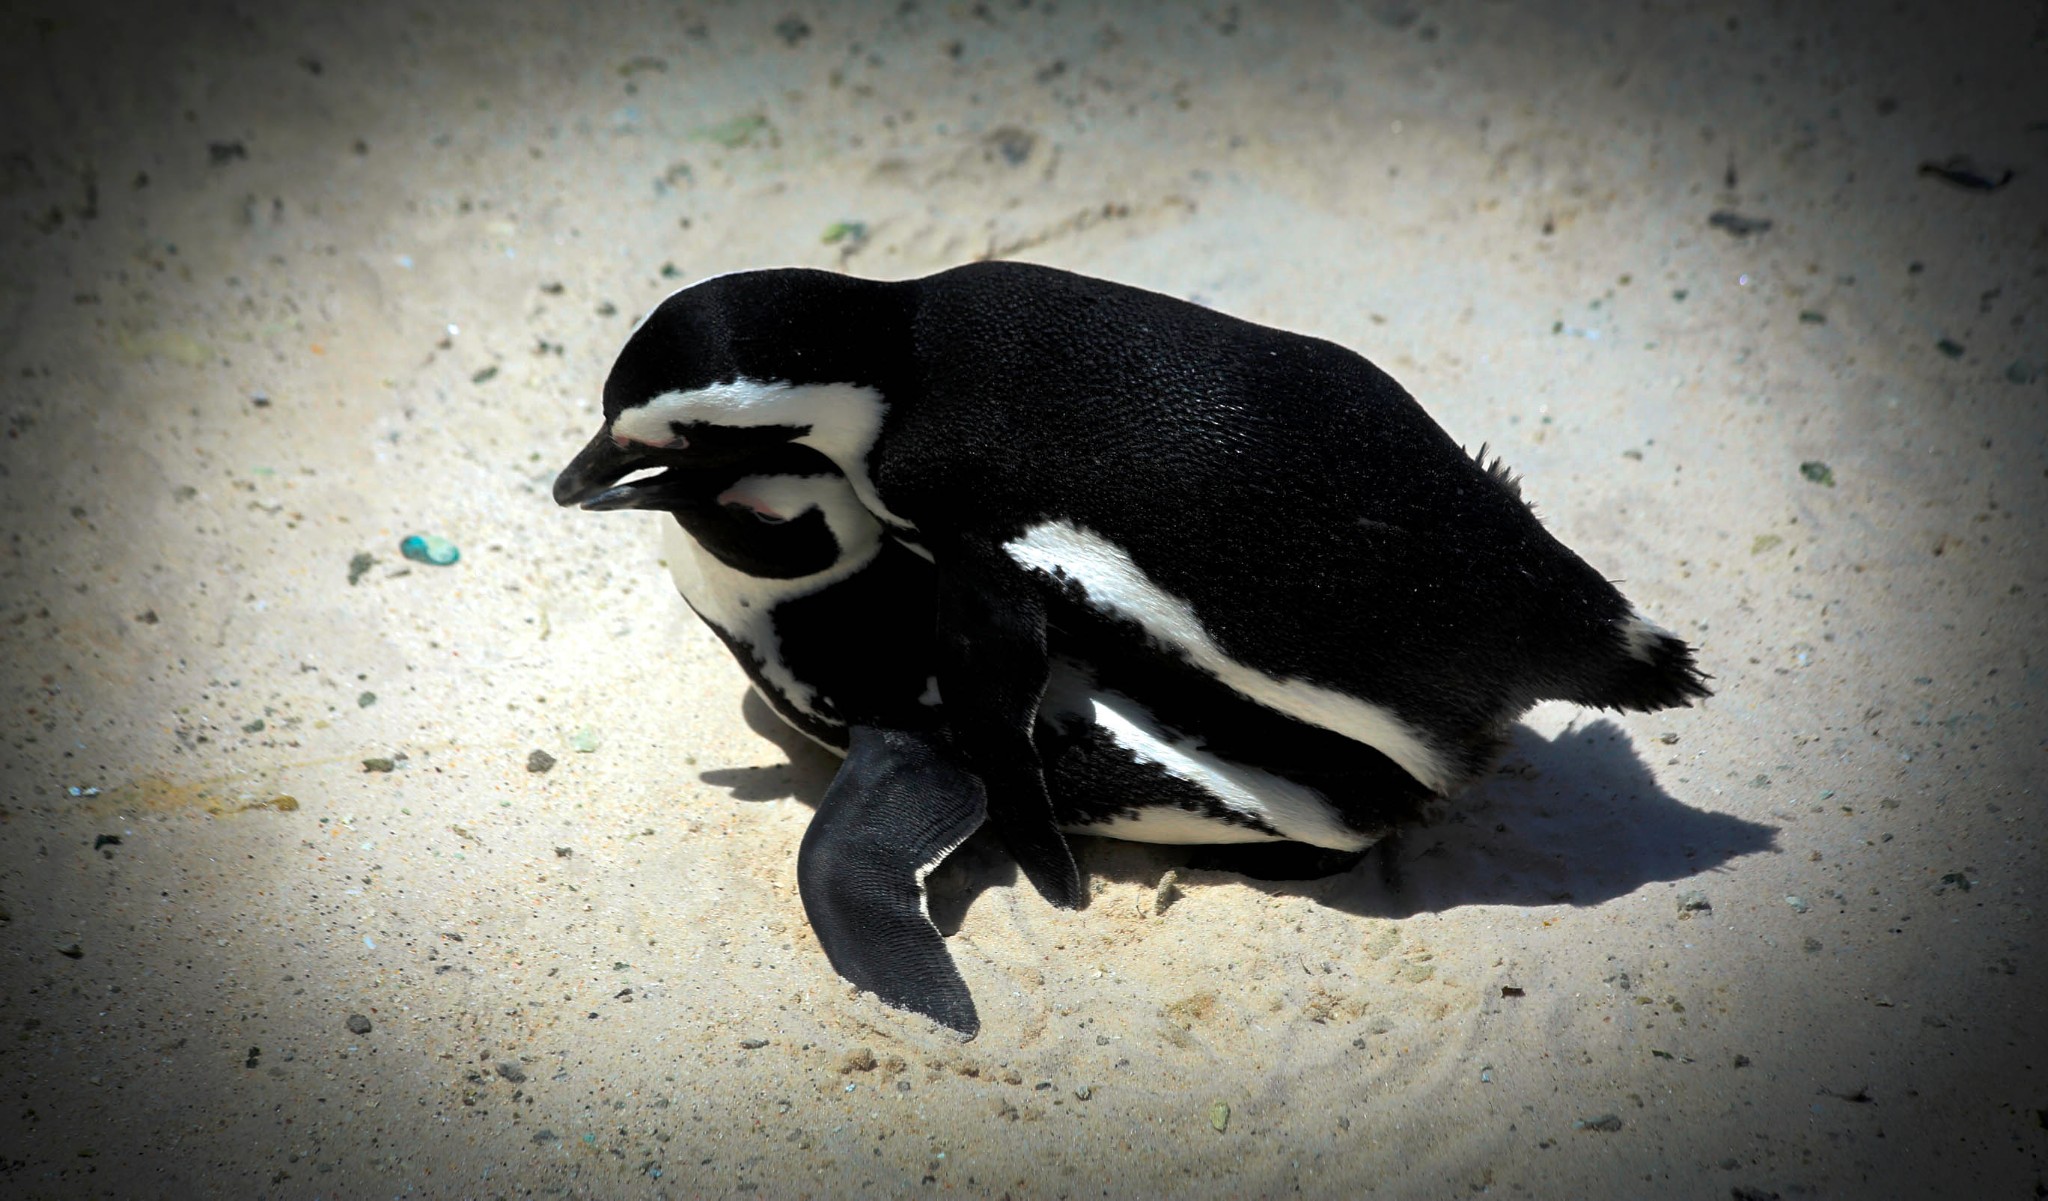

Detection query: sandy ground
xmin=2 ymin=1 xmax=2043 ymax=1196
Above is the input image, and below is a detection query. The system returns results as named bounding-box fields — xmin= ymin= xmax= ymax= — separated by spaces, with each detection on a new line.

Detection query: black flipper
xmin=797 ymin=725 xmax=987 ymax=1035
xmin=933 ymin=547 xmax=1086 ymax=910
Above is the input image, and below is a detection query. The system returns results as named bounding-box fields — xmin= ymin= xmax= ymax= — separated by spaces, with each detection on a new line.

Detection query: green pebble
xmin=400 ymin=534 xmax=459 ymax=566
xmin=358 ymin=691 xmax=377 ymax=708
xmin=570 ymin=727 xmax=600 ymax=753
xmin=1798 ymin=461 xmax=1835 ymax=487
xmin=1208 ymin=1100 xmax=1230 ymax=1133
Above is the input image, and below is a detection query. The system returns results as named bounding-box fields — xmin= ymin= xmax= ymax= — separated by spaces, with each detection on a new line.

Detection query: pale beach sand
xmin=1 ymin=2 xmax=2041 ymax=1196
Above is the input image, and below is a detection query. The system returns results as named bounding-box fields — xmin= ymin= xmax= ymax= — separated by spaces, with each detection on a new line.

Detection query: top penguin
xmin=554 ymin=261 xmax=1711 ymax=909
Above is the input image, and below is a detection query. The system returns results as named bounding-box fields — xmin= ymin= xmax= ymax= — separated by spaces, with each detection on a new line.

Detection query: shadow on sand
xmin=696 ymin=689 xmax=1777 ymax=930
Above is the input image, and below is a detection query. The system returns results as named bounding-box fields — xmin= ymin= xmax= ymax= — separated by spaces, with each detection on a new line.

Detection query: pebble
xmin=347 ymin=552 xmax=375 ymax=585
xmin=838 ymin=1047 xmax=877 ymax=1074
xmin=738 ymin=1038 xmax=769 ymax=1050
xmin=527 ymin=749 xmax=557 ymax=773
xmin=1785 ymin=895 xmax=1810 ymax=914
xmin=358 ymin=691 xmax=377 ymax=708
xmin=362 ymin=757 xmax=396 ymax=773
xmin=399 ymin=534 xmax=460 ymax=566
xmin=1676 ymin=889 xmax=1712 ymax=915
xmin=1208 ymin=1100 xmax=1230 ymax=1133
xmin=1153 ymin=869 xmax=1181 ymax=916
xmin=570 ymin=727 xmax=601 ymax=753
xmin=1574 ymin=1113 xmax=1624 ymax=1132
xmin=496 ymin=1061 xmax=526 ymax=1083
xmin=345 ymin=1013 xmax=372 ymax=1034
xmin=1936 ymin=337 xmax=1966 ymax=359
xmin=1798 ymin=461 xmax=1835 ymax=486
xmin=1707 ymin=210 xmax=1772 ymax=237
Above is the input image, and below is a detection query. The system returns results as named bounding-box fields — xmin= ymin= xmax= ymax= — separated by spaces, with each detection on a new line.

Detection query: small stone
xmin=347 ymin=552 xmax=375 ymax=585
xmin=739 ymin=1038 xmax=769 ymax=1050
xmin=399 ymin=534 xmax=459 ymax=566
xmin=1798 ymin=310 xmax=1826 ymax=324
xmin=362 ymin=757 xmax=395 ymax=773
xmin=1574 ymin=1113 xmax=1624 ymax=1132
xmin=1785 ymin=895 xmax=1810 ymax=914
xmin=1207 ymin=1100 xmax=1230 ymax=1132
xmin=1798 ymin=461 xmax=1835 ymax=486
xmin=1935 ymin=337 xmax=1965 ymax=359
xmin=1676 ymin=889 xmax=1712 ymax=915
xmin=1657 ymin=732 xmax=1680 ymax=745
xmin=496 ymin=1061 xmax=526 ymax=1083
xmin=56 ymin=942 xmax=83 ymax=959
xmin=531 ymin=1129 xmax=557 ymax=1144
xmin=1153 ymin=869 xmax=1181 ymax=916
xmin=470 ymin=365 xmax=499 ymax=385
xmin=345 ymin=1013 xmax=372 ymax=1035
xmin=524 ymin=750 xmax=557 ymax=774
xmin=136 ymin=609 xmax=159 ymax=624
xmin=838 ymin=1047 xmax=876 ymax=1074
xmin=569 ymin=727 xmax=600 ymax=753
xmin=1707 ymin=210 xmax=1772 ymax=237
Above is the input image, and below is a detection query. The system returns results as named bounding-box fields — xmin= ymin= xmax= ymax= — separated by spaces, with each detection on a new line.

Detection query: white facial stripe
xmin=614 ymin=378 xmax=917 ymax=530
xmin=1009 ymin=522 xmax=1454 ymax=794
xmin=660 ymin=473 xmax=885 ymax=723
xmin=1619 ymin=609 xmax=1671 ymax=663
xmin=1042 ymin=661 xmax=1370 ymax=849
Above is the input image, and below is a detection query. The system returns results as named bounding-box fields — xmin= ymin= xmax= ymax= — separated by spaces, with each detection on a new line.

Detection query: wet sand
xmin=1 ymin=1 xmax=2042 ymax=1196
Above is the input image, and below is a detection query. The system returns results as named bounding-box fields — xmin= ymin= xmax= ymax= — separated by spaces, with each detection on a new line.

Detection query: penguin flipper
xmin=933 ymin=548 xmax=1087 ymax=910
xmin=798 ymin=725 xmax=986 ymax=1035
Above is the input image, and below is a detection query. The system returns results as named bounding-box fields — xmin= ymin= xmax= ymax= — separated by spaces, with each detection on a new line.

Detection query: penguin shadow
xmin=695 ymin=693 xmax=1776 ymax=927
xmin=1249 ymin=717 xmax=1779 ymax=919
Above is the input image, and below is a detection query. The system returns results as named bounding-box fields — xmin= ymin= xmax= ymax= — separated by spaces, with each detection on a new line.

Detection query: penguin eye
xmin=734 ymin=504 xmax=789 ymax=525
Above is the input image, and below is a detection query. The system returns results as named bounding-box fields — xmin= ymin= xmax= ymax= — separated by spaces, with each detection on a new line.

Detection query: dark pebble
xmin=347 ymin=552 xmax=375 ymax=586
xmin=358 ymin=691 xmax=377 ymax=708
xmin=208 ymin=140 xmax=247 ymax=165
xmin=1917 ymin=156 xmax=2014 ymax=191
xmin=1707 ymin=210 xmax=1772 ymax=237
xmin=527 ymin=749 xmax=557 ymax=774
xmin=1936 ymin=338 xmax=1965 ymax=359
xmin=362 ymin=757 xmax=396 ymax=773
xmin=774 ymin=15 xmax=811 ymax=45
xmin=345 ymin=1013 xmax=372 ymax=1035
xmin=1574 ymin=1113 xmax=1624 ymax=1132
xmin=497 ymin=1061 xmax=527 ymax=1083
xmin=57 ymin=943 xmax=83 ymax=959
xmin=1798 ymin=461 xmax=1835 ymax=487
xmin=471 ymin=365 xmax=499 ymax=385
xmin=93 ymin=834 xmax=121 ymax=850
xmin=739 ymin=1038 xmax=770 ymax=1050
xmin=531 ymin=1129 xmax=558 ymax=1144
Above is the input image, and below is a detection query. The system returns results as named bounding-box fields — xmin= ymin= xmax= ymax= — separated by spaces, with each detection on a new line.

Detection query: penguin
xmin=554 ymin=261 xmax=1712 ymax=920
xmin=584 ymin=452 xmax=1427 ymax=1033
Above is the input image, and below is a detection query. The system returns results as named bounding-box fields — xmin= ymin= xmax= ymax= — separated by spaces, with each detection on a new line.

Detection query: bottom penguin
xmin=589 ymin=449 xmax=1451 ymax=1035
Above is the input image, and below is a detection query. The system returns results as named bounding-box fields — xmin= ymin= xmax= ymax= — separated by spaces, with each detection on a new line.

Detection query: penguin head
xmin=553 ymin=269 xmax=906 ymax=511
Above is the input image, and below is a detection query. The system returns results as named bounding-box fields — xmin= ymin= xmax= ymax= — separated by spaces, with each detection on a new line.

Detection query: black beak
xmin=553 ymin=428 xmax=659 ymax=509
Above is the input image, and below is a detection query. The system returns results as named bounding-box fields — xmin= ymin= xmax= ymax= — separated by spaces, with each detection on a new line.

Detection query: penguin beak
xmin=553 ymin=428 xmax=664 ymax=510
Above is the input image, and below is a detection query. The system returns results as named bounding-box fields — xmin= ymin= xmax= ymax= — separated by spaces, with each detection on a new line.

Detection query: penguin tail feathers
xmin=1554 ymin=612 xmax=1713 ymax=713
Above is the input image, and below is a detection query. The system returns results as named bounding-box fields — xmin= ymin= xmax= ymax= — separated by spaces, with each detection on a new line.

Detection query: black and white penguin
xmin=587 ymin=452 xmax=1425 ymax=1033
xmin=554 ymin=261 xmax=1711 ymax=920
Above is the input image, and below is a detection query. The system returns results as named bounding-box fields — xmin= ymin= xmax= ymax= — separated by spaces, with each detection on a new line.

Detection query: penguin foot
xmin=797 ymin=725 xmax=987 ymax=1035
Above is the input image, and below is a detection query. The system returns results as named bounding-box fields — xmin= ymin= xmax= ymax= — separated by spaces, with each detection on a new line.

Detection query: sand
xmin=1 ymin=1 xmax=2041 ymax=1196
